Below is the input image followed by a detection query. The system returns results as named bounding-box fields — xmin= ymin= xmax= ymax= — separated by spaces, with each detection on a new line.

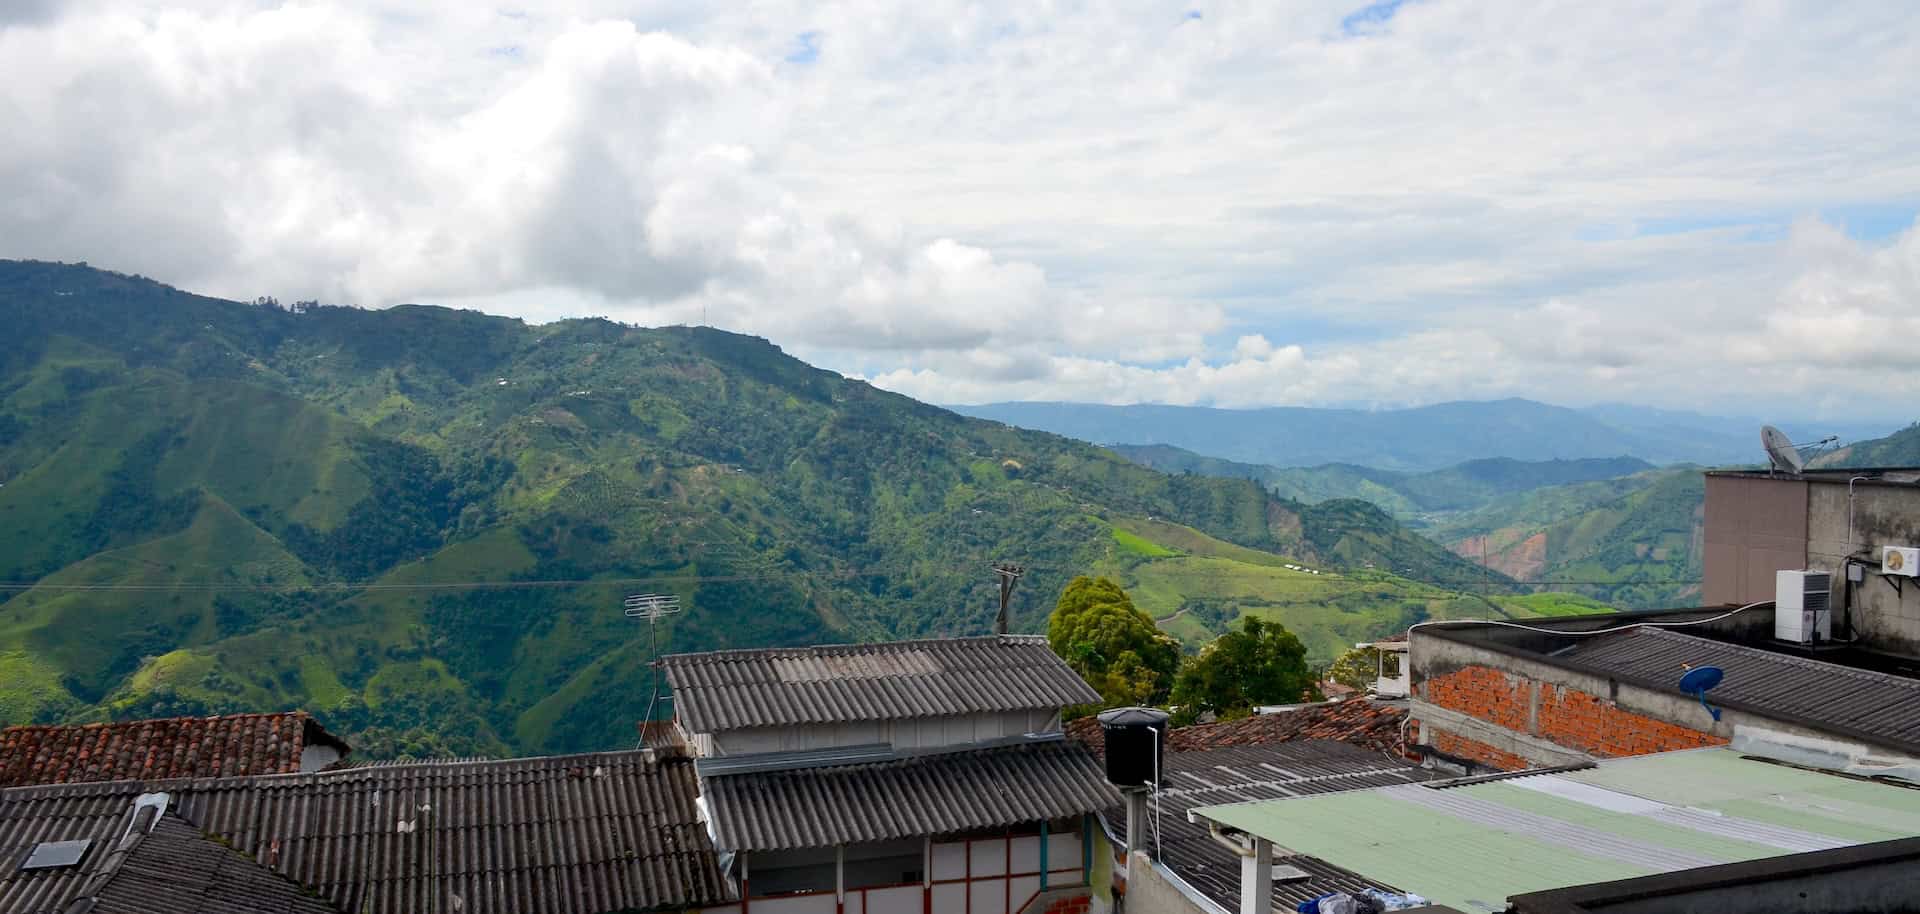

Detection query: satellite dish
xmin=1679 ymin=664 xmax=1725 ymax=721
xmin=1761 ymin=425 xmax=1805 ymax=475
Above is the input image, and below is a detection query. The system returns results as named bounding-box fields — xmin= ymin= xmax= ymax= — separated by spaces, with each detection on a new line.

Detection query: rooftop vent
xmin=21 ymin=839 xmax=91 ymax=871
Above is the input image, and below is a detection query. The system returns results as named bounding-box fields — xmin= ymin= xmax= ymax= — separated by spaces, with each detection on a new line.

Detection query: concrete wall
xmin=1703 ymin=475 xmax=1808 ymax=607
xmin=1122 ymin=852 xmax=1226 ymax=914
xmin=1806 ymin=480 xmax=1920 ymax=655
xmin=711 ymin=710 xmax=1061 ymax=756
xmin=1703 ymin=473 xmax=1920 ymax=654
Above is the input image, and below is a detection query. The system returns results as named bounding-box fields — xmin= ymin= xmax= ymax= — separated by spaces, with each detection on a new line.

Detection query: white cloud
xmin=2 ymin=1 xmax=1918 ymax=419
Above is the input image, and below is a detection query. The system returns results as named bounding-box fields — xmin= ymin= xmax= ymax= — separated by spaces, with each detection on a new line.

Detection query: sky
xmin=3 ymin=1 xmax=1918 ymax=418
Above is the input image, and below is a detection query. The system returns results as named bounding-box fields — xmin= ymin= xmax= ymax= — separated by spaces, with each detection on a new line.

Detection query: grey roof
xmin=84 ymin=814 xmax=343 ymax=914
xmin=1099 ymin=739 xmax=1440 ymax=911
xmin=662 ymin=635 xmax=1101 ymax=734
xmin=701 ymin=739 xmax=1122 ymax=852
xmin=1 ymin=750 xmax=729 ymax=914
xmin=1561 ymin=628 xmax=1920 ymax=752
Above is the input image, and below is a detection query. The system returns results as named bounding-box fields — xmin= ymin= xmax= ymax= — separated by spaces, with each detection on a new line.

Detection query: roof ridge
xmin=1630 ymin=628 xmax=1920 ymax=684
xmin=3 ymin=710 xmax=311 ymax=736
xmin=662 ymin=633 xmax=1043 ymax=663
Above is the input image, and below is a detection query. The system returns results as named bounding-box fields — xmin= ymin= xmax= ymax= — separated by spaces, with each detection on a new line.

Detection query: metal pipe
xmin=1849 ymin=476 xmax=1870 ymax=544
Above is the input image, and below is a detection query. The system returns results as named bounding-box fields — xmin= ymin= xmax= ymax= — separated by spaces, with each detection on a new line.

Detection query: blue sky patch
xmin=1341 ymin=0 xmax=1408 ymax=35
xmin=786 ymin=31 xmax=823 ymax=64
xmin=1575 ymin=202 xmax=1916 ymax=245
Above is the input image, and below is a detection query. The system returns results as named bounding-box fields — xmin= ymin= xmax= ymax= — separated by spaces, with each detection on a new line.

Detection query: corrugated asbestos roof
xmin=701 ymin=739 xmax=1121 ymax=852
xmin=1102 ymin=740 xmax=1437 ymax=911
xmin=1190 ymin=748 xmax=1920 ymax=914
xmin=0 ymin=713 xmax=347 ymax=788
xmin=663 ymin=635 xmax=1101 ymax=733
xmin=1561 ymin=628 xmax=1920 ymax=752
xmin=78 ymin=814 xmax=344 ymax=914
xmin=0 ymin=749 xmax=729 ymax=914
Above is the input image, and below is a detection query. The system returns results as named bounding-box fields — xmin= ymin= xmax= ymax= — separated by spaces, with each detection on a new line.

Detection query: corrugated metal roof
xmin=0 ymin=749 xmax=730 ymax=914
xmin=1102 ymin=740 xmax=1437 ymax=911
xmin=1190 ymin=748 xmax=1920 ymax=914
xmin=1562 ymin=628 xmax=1920 ymax=751
xmin=85 ymin=815 xmax=345 ymax=914
xmin=663 ymin=635 xmax=1101 ymax=734
xmin=702 ymin=739 xmax=1121 ymax=852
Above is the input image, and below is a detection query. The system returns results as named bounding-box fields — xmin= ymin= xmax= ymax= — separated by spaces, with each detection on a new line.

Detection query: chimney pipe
xmin=991 ymin=563 xmax=1023 ymax=635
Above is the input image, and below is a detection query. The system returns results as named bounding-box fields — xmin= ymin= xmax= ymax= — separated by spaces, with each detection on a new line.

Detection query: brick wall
xmin=1535 ymin=683 xmax=1725 ymax=756
xmin=1419 ymin=665 xmax=1726 ymax=761
xmin=1421 ymin=723 xmax=1530 ymax=771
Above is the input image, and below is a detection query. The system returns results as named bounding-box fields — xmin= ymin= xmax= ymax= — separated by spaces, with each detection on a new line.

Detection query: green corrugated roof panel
xmin=1191 ymin=749 xmax=1920 ymax=914
xmin=1193 ymin=790 xmax=1650 ymax=912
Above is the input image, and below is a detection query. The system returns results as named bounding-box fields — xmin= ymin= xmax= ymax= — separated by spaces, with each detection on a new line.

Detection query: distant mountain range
xmin=1114 ymin=446 xmax=1653 ymax=520
xmin=0 ymin=260 xmax=1542 ymax=757
xmin=1115 ymin=424 xmax=1920 ymax=610
xmin=953 ymin=400 xmax=1897 ymax=472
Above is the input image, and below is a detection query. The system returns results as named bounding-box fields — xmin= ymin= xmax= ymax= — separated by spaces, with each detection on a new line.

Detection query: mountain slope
xmin=1114 ymin=444 xmax=1651 ymax=520
xmin=0 ymin=260 xmax=1520 ymax=755
xmin=959 ymin=400 xmax=1896 ymax=471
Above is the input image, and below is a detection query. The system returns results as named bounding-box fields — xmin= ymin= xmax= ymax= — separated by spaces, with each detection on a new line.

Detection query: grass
xmin=1101 ymin=516 xmax=1611 ymax=661
xmin=1110 ymin=525 xmax=1176 ymax=558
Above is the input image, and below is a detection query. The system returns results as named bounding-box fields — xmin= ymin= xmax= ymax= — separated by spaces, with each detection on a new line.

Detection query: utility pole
xmin=991 ymin=563 xmax=1024 ymax=635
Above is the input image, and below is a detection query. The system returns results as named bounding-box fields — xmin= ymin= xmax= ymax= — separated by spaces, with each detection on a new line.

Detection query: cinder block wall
xmin=1418 ymin=664 xmax=1725 ymax=769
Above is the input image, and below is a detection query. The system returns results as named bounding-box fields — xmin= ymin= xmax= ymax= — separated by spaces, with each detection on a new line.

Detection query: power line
xmin=0 ymin=569 xmax=855 ymax=594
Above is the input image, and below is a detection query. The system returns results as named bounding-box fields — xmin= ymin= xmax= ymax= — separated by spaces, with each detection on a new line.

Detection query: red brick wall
xmin=1427 ymin=727 xmax=1530 ymax=771
xmin=1536 ymin=684 xmax=1725 ymax=756
xmin=1419 ymin=664 xmax=1726 ymax=761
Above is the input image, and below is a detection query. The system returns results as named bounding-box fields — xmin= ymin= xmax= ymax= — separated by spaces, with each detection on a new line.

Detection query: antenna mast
xmin=625 ymin=593 xmax=683 ymax=736
xmin=991 ymin=563 xmax=1024 ymax=635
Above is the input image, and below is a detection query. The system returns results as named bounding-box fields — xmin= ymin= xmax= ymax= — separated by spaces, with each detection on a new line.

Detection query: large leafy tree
xmin=1326 ymin=644 xmax=1396 ymax=691
xmin=1047 ymin=576 xmax=1181 ymax=708
xmin=1171 ymin=617 xmax=1317 ymax=723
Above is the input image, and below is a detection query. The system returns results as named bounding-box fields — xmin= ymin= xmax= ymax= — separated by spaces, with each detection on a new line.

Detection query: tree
xmin=1170 ymin=617 xmax=1317 ymax=724
xmin=1326 ymin=645 xmax=1396 ymax=691
xmin=1047 ymin=576 xmax=1181 ymax=709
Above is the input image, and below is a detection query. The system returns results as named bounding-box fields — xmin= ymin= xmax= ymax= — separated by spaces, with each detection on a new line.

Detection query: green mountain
xmin=1428 ymin=468 xmax=1706 ymax=608
xmin=1812 ymin=424 xmax=1920 ymax=468
xmin=957 ymin=401 xmax=1896 ymax=471
xmin=1089 ymin=517 xmax=1607 ymax=659
xmin=1115 ymin=444 xmax=1651 ymax=522
xmin=0 ymin=260 xmax=1526 ymax=756
xmin=1419 ymin=424 xmax=1920 ymax=608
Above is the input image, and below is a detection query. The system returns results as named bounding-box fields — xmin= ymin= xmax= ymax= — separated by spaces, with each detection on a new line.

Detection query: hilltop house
xmin=662 ymin=635 xmax=1120 ymax=914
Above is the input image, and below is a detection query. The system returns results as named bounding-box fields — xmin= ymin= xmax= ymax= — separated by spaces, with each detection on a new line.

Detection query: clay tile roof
xmin=0 ymin=712 xmax=349 ymax=788
xmin=1065 ymin=697 xmax=1409 ymax=756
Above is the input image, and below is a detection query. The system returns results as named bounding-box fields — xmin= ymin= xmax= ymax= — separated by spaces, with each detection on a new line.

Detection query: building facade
xmin=662 ymin=635 xmax=1119 ymax=914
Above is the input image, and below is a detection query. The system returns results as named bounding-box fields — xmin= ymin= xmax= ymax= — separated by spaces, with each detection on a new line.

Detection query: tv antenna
xmin=626 ymin=593 xmax=683 ymax=733
xmin=1761 ymin=425 xmax=1838 ymax=475
xmin=1679 ymin=663 xmax=1725 ymax=722
xmin=991 ymin=563 xmax=1024 ymax=635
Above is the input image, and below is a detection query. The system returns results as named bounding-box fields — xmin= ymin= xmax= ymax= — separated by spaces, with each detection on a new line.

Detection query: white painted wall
xmin=299 ymin=744 xmax=342 ymax=772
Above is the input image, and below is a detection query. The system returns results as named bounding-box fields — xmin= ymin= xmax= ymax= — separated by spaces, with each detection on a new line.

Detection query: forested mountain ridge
xmin=959 ymin=400 xmax=1895 ymax=471
xmin=1114 ymin=444 xmax=1652 ymax=521
xmin=0 ymin=260 xmax=1519 ymax=756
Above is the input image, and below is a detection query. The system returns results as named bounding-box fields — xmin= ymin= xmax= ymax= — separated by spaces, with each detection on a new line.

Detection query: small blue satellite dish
xmin=1679 ymin=665 xmax=1725 ymax=721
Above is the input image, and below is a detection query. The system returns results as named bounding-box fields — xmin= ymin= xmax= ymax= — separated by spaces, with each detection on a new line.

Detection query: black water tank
xmin=1097 ymin=706 xmax=1169 ymax=788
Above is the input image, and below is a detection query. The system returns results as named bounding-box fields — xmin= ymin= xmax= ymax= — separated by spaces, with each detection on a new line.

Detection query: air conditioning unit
xmin=1775 ymin=570 xmax=1832 ymax=645
xmin=1884 ymin=546 xmax=1920 ymax=579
